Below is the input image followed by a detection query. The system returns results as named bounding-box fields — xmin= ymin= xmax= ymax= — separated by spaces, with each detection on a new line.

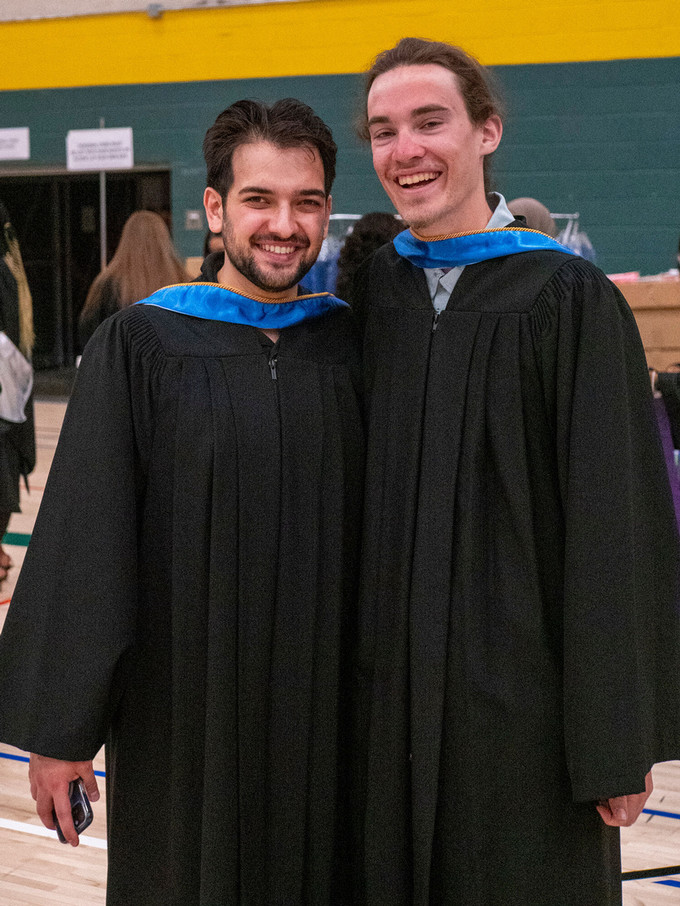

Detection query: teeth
xmin=262 ymin=244 xmax=296 ymax=255
xmin=398 ymin=172 xmax=438 ymax=186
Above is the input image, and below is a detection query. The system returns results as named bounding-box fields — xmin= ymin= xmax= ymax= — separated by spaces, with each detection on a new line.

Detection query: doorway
xmin=0 ymin=169 xmax=171 ymax=368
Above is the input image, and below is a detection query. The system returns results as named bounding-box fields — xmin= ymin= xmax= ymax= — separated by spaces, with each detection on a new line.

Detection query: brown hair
xmin=203 ymin=98 xmax=337 ymax=199
xmin=360 ymin=37 xmax=505 ymax=190
xmin=82 ymin=210 xmax=187 ymax=313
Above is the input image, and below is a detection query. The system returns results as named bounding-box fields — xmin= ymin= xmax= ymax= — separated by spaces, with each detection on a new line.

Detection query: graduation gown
xmin=354 ymin=242 xmax=680 ymax=906
xmin=0 ymin=295 xmax=364 ymax=904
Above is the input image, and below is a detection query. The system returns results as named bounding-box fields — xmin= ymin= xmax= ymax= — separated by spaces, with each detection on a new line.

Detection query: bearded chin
xmin=229 ymin=250 xmax=314 ymax=294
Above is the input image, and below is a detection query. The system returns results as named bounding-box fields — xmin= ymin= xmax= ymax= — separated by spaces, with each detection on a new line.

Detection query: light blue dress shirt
xmin=424 ymin=193 xmax=515 ymax=312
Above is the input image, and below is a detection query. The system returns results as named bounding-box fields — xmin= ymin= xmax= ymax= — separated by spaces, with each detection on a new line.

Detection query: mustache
xmin=253 ymin=234 xmax=310 ymax=248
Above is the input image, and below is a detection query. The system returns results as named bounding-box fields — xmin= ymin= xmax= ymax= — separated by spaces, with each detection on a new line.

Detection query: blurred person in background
xmin=335 ymin=211 xmax=401 ymax=307
xmin=0 ymin=199 xmax=35 ymax=584
xmin=78 ymin=210 xmax=187 ymax=348
xmin=507 ymin=196 xmax=558 ymax=237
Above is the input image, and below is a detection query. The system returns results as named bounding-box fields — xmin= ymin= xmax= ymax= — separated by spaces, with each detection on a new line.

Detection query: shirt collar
xmin=425 ymin=193 xmax=515 ymax=294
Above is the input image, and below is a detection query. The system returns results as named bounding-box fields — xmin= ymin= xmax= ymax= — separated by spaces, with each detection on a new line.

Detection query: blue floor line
xmin=0 ymin=750 xmax=105 ymax=777
xmin=0 ymin=753 xmax=668 ymax=814
xmin=1 ymin=750 xmax=679 ymax=880
xmin=643 ymin=807 xmax=680 ymax=820
xmin=0 ymin=751 xmax=29 ymax=764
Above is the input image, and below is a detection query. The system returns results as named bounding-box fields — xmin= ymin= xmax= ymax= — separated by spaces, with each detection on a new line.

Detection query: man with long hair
xmin=0 ymin=99 xmax=363 ymax=905
xmin=353 ymin=37 xmax=680 ymax=905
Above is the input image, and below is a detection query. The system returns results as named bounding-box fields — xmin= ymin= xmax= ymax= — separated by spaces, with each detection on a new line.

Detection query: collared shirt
xmin=424 ymin=193 xmax=515 ymax=312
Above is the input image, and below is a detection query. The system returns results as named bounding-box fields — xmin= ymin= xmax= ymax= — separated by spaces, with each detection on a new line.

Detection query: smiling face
xmin=367 ymin=64 xmax=502 ymax=236
xmin=203 ymin=140 xmax=331 ymax=299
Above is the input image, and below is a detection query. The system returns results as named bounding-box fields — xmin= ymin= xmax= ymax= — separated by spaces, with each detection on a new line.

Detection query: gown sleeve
xmin=534 ymin=257 xmax=680 ymax=802
xmin=0 ymin=309 xmax=160 ymax=761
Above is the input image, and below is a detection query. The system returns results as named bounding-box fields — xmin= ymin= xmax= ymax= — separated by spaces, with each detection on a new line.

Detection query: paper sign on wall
xmin=0 ymin=128 xmax=30 ymax=161
xmin=66 ymin=127 xmax=134 ymax=171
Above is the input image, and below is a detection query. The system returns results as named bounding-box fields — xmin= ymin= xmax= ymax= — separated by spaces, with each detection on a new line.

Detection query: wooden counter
xmin=613 ymin=279 xmax=680 ymax=371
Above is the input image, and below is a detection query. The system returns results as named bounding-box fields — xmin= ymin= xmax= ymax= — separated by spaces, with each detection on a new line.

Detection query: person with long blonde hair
xmin=78 ymin=210 xmax=187 ymax=347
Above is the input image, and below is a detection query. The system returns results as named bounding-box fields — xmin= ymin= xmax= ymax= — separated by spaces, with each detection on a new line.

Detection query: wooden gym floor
xmin=0 ymin=400 xmax=679 ymax=904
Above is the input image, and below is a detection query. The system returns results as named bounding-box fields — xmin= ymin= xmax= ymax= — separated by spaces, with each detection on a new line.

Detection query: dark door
xmin=0 ymin=170 xmax=171 ymax=367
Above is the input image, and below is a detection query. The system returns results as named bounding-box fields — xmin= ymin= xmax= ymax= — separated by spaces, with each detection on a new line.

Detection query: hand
xmin=596 ymin=770 xmax=653 ymax=827
xmin=28 ymin=753 xmax=100 ymax=846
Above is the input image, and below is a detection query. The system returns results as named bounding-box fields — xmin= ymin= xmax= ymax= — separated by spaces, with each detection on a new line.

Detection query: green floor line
xmin=2 ymin=532 xmax=31 ymax=547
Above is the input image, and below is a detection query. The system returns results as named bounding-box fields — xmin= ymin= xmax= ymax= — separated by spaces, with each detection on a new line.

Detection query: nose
xmin=269 ymin=204 xmax=296 ymax=238
xmin=393 ymin=128 xmax=425 ymax=163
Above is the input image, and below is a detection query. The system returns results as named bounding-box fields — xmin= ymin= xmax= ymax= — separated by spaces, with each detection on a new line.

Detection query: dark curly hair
xmin=335 ymin=212 xmax=402 ymax=303
xmin=203 ymin=97 xmax=337 ymax=200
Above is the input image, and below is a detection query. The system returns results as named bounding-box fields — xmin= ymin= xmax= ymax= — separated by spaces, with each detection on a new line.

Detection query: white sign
xmin=0 ymin=128 xmax=30 ymax=161
xmin=0 ymin=0 xmax=302 ymax=22
xmin=66 ymin=127 xmax=134 ymax=171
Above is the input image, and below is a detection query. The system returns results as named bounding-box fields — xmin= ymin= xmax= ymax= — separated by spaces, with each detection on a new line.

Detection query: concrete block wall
xmin=0 ymin=0 xmax=678 ymax=273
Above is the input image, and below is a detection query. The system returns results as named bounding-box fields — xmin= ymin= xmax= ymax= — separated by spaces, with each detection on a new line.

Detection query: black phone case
xmin=54 ymin=778 xmax=94 ymax=843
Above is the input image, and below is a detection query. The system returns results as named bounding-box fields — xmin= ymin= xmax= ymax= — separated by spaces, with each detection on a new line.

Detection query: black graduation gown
xmin=0 ymin=298 xmax=364 ymax=905
xmin=353 ymin=242 xmax=680 ymax=906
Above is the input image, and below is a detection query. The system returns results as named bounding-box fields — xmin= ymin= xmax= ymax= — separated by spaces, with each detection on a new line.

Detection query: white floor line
xmin=0 ymin=817 xmax=107 ymax=849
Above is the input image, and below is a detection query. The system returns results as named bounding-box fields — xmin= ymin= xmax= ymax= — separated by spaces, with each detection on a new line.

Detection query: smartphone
xmin=53 ymin=778 xmax=94 ymax=843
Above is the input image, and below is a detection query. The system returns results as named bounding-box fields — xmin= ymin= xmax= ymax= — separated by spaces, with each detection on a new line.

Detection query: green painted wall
xmin=1 ymin=54 xmax=678 ymax=274
xmin=495 ymin=56 xmax=680 ymax=275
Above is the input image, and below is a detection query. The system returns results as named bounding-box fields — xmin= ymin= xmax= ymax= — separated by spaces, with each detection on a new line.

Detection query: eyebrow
xmin=367 ymin=104 xmax=450 ymax=128
xmin=238 ymin=186 xmax=326 ymax=198
xmin=413 ymin=104 xmax=450 ymax=117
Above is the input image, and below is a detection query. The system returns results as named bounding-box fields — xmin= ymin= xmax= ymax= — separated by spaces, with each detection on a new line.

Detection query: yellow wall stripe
xmin=1 ymin=0 xmax=679 ymax=90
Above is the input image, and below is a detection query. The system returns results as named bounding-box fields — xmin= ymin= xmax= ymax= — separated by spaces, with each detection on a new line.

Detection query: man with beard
xmin=0 ymin=98 xmax=364 ymax=905
xmin=352 ymin=37 xmax=680 ymax=906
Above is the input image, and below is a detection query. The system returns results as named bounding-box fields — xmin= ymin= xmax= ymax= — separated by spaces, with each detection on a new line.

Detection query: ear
xmin=323 ymin=195 xmax=333 ymax=240
xmin=480 ymin=114 xmax=503 ymax=156
xmin=203 ymin=187 xmax=224 ymax=232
